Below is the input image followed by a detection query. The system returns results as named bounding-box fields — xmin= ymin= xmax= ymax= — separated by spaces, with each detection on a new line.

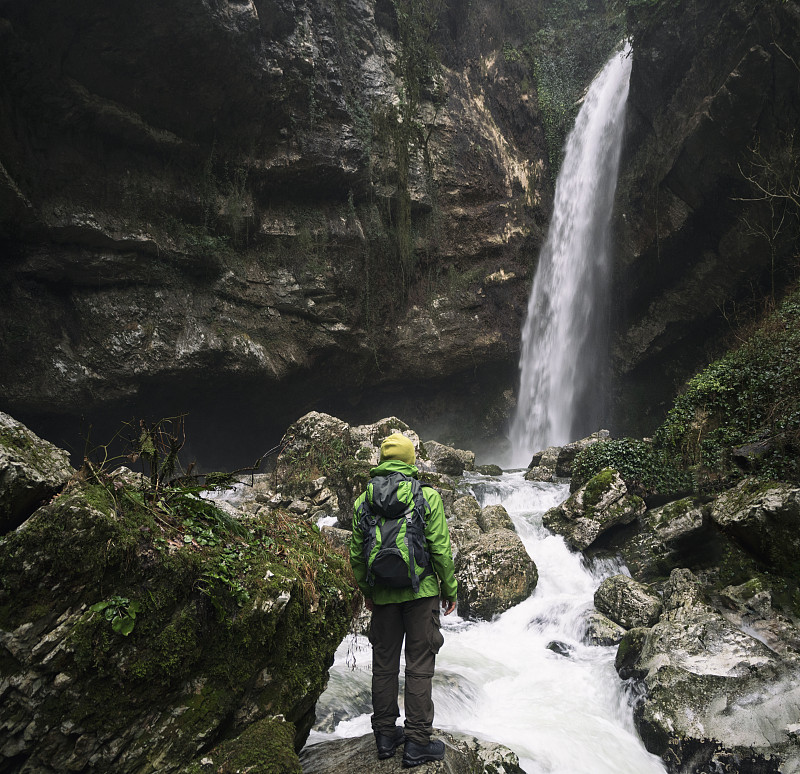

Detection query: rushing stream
xmin=307 ymin=472 xmax=666 ymax=774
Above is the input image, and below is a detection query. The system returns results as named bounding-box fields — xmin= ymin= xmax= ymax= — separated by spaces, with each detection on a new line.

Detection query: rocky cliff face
xmin=611 ymin=0 xmax=800 ymax=435
xmin=0 ymin=0 xmax=571 ymax=461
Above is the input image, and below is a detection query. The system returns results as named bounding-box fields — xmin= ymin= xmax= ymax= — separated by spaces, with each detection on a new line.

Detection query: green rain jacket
xmin=350 ymin=459 xmax=458 ymax=605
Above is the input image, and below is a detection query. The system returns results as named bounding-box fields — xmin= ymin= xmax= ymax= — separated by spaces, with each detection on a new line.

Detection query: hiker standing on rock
xmin=350 ymin=433 xmax=458 ymax=767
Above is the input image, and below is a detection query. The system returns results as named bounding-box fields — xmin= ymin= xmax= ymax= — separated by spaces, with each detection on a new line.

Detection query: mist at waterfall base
xmin=510 ymin=46 xmax=633 ymax=468
xmin=307 ymin=473 xmax=666 ymax=774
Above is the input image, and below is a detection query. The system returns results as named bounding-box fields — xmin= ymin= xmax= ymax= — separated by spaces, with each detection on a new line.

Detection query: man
xmin=350 ymin=432 xmax=458 ymax=768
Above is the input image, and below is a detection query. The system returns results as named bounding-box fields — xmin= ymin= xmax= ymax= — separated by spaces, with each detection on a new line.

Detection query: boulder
xmin=350 ymin=418 xmax=422 ymax=468
xmin=542 ymin=469 xmax=645 ymax=551
xmin=617 ymin=497 xmax=709 ymax=581
xmin=0 ymin=414 xmax=356 ymax=773
xmin=477 ymin=504 xmax=515 ymax=533
xmin=583 ymin=610 xmax=627 ymax=646
xmin=594 ymin=574 xmax=662 ymax=629
xmin=455 ymin=529 xmax=538 ymax=620
xmin=0 ymin=411 xmax=74 ymax=534
xmin=275 ymin=413 xmax=472 ymax=530
xmin=446 ymin=495 xmax=483 ymax=554
xmin=299 ymin=730 xmax=525 ymax=774
xmin=523 ymin=445 xmax=561 ymax=483
xmin=424 ymin=440 xmax=474 ymax=476
xmin=475 ymin=464 xmax=503 ymax=477
xmin=524 ymin=430 xmax=610 ymax=482
xmin=716 ymin=579 xmax=800 ymax=658
xmin=614 ymin=627 xmax=651 ymax=679
xmin=618 ymin=569 xmax=800 ymax=773
xmin=710 ymin=478 xmax=800 ymax=578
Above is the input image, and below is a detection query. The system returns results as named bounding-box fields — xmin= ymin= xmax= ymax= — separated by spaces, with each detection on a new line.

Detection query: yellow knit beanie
xmin=379 ymin=432 xmax=416 ymax=465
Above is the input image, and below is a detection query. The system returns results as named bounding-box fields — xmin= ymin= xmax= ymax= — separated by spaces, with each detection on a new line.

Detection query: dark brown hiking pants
xmin=369 ymin=595 xmax=444 ymax=745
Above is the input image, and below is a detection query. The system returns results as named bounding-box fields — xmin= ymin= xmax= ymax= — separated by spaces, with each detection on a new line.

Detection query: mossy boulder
xmin=181 ymin=715 xmax=301 ymax=774
xmin=0 ymin=428 xmax=356 ymax=772
xmin=0 ymin=410 xmax=74 ymax=534
xmin=525 ymin=430 xmax=610 ymax=483
xmin=542 ymin=468 xmax=645 ymax=551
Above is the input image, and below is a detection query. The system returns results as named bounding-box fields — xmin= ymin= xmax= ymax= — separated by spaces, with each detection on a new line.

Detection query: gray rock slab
xmin=594 ymin=574 xmax=662 ymax=629
xmin=300 ymin=730 xmax=525 ymax=774
xmin=0 ymin=411 xmax=73 ymax=534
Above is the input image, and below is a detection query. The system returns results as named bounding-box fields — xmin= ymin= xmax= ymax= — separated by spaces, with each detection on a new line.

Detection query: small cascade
xmin=510 ymin=45 xmax=632 ymax=466
xmin=306 ymin=472 xmax=667 ymax=774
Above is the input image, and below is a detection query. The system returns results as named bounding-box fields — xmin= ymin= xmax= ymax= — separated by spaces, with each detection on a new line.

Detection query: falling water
xmin=510 ymin=46 xmax=632 ymax=466
xmin=306 ymin=472 xmax=667 ymax=774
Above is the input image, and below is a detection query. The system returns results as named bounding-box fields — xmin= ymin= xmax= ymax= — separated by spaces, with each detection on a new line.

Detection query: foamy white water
xmin=306 ymin=472 xmax=666 ymax=774
xmin=510 ymin=46 xmax=632 ymax=466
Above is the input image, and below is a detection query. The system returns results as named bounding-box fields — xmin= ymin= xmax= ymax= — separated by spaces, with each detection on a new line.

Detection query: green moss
xmin=653 ymin=286 xmax=800 ymax=486
xmin=0 ymin=475 xmax=357 ymax=771
xmin=182 ymin=716 xmax=301 ymax=774
xmin=572 ymin=438 xmax=692 ymax=497
xmin=583 ymin=468 xmax=615 ymax=510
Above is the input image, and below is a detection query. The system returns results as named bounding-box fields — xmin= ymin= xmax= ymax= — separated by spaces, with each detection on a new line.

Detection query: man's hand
xmin=442 ymin=599 xmax=456 ymax=616
xmin=364 ymin=598 xmax=374 ymax=612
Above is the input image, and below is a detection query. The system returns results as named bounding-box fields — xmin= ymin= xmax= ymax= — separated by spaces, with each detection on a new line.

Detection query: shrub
xmin=571 ymin=438 xmax=692 ymax=497
xmin=652 ymin=287 xmax=800 ymax=485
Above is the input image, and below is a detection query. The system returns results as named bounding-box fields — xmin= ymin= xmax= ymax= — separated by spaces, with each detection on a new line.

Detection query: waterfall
xmin=510 ymin=46 xmax=632 ymax=466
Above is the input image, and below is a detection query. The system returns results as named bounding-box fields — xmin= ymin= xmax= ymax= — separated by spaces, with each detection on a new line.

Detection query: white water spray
xmin=306 ymin=473 xmax=666 ymax=774
xmin=510 ymin=46 xmax=632 ymax=466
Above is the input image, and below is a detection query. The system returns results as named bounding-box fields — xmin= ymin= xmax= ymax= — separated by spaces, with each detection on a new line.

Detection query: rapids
xmin=306 ymin=472 xmax=666 ymax=774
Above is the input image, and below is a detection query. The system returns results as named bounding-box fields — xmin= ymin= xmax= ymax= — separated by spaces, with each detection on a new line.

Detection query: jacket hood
xmin=369 ymin=459 xmax=419 ymax=478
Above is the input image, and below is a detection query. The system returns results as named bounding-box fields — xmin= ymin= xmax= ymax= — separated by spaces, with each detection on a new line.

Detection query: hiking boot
xmin=402 ymin=738 xmax=445 ymax=768
xmin=375 ymin=726 xmax=405 ymax=759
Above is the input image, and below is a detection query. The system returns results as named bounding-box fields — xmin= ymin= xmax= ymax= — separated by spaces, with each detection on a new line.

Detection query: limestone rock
xmin=614 ymin=627 xmax=651 ymax=679
xmin=477 ymin=504 xmax=515 ymax=533
xmin=594 ymin=574 xmax=662 ymax=629
xmin=710 ymin=478 xmax=800 ymax=578
xmin=447 ymin=495 xmax=483 ymax=554
xmin=475 ymin=464 xmax=503 ymax=477
xmin=0 ymin=411 xmax=73 ymax=534
xmin=300 ymin=730 xmax=525 ymax=774
xmin=450 ymin=495 xmax=482 ymax=523
xmin=523 ymin=445 xmax=561 ymax=483
xmin=618 ymin=569 xmax=800 ymax=773
xmin=424 ymin=440 xmax=474 ymax=476
xmin=524 ymin=430 xmax=610 ymax=482
xmin=351 ymin=417 xmax=421 ymax=462
xmin=455 ymin=529 xmax=537 ymax=621
xmin=583 ymin=610 xmax=627 ymax=647
xmin=542 ymin=469 xmax=645 ymax=551
xmin=618 ymin=497 xmax=709 ymax=581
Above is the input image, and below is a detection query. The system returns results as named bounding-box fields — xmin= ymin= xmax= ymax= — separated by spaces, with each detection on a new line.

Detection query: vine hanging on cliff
xmin=377 ymin=0 xmax=446 ymax=293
